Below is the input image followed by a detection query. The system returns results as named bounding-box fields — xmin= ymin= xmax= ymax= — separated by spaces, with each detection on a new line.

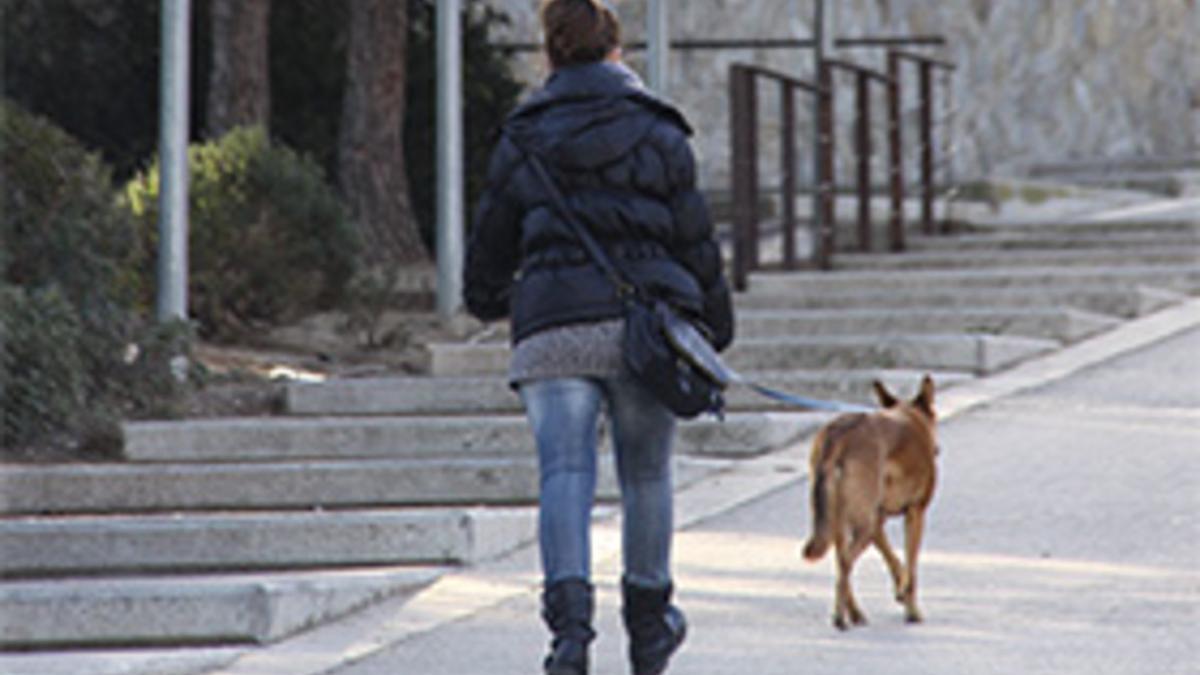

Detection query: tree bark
xmin=207 ymin=0 xmax=271 ymax=137
xmin=339 ymin=0 xmax=426 ymax=266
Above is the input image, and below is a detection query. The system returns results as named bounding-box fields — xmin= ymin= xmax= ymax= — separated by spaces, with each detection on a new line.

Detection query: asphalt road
xmin=333 ymin=325 xmax=1199 ymax=675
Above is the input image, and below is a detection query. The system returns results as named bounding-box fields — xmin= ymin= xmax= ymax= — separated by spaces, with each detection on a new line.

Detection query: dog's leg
xmin=832 ymin=517 xmax=851 ymax=629
xmin=872 ymin=521 xmax=905 ymax=604
xmin=835 ymin=524 xmax=873 ymax=629
xmin=901 ymin=506 xmax=926 ymax=623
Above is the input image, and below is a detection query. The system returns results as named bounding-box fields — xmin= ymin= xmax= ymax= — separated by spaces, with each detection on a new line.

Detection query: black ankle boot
xmin=621 ymin=578 xmax=687 ymax=675
xmin=542 ymin=578 xmax=595 ymax=675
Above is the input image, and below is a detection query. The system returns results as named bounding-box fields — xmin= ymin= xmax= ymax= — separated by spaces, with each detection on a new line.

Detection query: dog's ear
xmin=913 ymin=374 xmax=936 ymax=416
xmin=872 ymin=380 xmax=899 ymax=408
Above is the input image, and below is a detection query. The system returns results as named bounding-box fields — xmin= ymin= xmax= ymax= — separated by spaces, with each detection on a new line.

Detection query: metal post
xmin=855 ymin=71 xmax=871 ymax=251
xmin=436 ymin=0 xmax=464 ymax=318
xmin=810 ymin=0 xmax=826 ymax=267
xmin=781 ymin=81 xmax=797 ymax=269
xmin=157 ymin=0 xmax=191 ymax=323
xmin=919 ymin=60 xmax=934 ymax=234
xmin=730 ymin=65 xmax=758 ymax=291
xmin=887 ymin=51 xmax=905 ymax=252
xmin=647 ymin=0 xmax=670 ymax=96
xmin=816 ymin=61 xmax=836 ymax=270
xmin=940 ymin=66 xmax=957 ymax=232
xmin=823 ymin=0 xmax=838 ymax=56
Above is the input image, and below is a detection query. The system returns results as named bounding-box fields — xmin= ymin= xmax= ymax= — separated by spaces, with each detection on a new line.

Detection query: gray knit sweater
xmin=508 ymin=318 xmax=625 ymax=386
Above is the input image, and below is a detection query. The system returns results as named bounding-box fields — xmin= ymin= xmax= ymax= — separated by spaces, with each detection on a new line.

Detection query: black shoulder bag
xmin=522 ymin=151 xmax=729 ymax=418
xmin=519 ymin=147 xmax=873 ymax=418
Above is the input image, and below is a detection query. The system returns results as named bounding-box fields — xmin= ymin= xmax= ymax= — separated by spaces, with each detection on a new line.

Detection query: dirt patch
xmin=184 ymin=310 xmax=498 ymax=418
xmin=2 ymin=309 xmax=502 ymax=463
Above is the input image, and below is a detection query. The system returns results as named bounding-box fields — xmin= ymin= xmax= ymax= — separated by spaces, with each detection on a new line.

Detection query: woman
xmin=463 ymin=1 xmax=733 ymax=673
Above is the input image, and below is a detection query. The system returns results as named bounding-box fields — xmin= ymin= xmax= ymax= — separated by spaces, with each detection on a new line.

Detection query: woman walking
xmin=463 ymin=1 xmax=733 ymax=672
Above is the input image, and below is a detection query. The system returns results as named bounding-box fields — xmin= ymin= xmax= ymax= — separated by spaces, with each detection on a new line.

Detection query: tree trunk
xmin=339 ymin=0 xmax=426 ymax=266
xmin=207 ymin=0 xmax=271 ymax=137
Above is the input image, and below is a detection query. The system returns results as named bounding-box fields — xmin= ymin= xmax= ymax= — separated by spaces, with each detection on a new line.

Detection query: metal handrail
xmin=732 ymin=62 xmax=828 ymax=94
xmin=823 ymin=60 xmax=895 ymax=252
xmin=729 ymin=63 xmax=833 ymax=289
xmin=728 ymin=41 xmax=957 ymax=283
xmin=888 ymin=50 xmax=957 ymax=235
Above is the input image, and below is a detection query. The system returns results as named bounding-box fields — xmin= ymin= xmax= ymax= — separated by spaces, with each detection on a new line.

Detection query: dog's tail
xmin=802 ymin=463 xmax=833 ymax=561
xmin=803 ymin=414 xmax=865 ymax=561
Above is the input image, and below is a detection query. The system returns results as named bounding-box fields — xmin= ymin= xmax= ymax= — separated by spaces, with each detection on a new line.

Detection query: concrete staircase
xmin=1027 ymin=155 xmax=1200 ymax=196
xmin=2 ymin=215 xmax=1197 ymax=655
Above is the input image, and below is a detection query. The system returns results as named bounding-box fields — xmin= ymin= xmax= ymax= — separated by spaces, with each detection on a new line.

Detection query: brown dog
xmin=802 ymin=375 xmax=939 ymax=629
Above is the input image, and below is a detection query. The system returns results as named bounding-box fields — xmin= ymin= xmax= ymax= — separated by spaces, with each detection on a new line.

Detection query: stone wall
xmin=483 ymin=0 xmax=1200 ymax=189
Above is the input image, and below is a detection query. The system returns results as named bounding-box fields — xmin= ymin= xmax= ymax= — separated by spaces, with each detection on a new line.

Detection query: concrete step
xmin=0 ymin=566 xmax=441 ymax=649
xmin=736 ymin=283 xmax=1186 ymax=318
xmin=906 ymin=230 xmax=1200 ymax=253
xmin=958 ymin=218 xmax=1200 ymax=234
xmin=723 ymin=334 xmax=1056 ymax=374
xmin=429 ymin=333 xmax=1054 ymax=377
xmin=735 ymin=307 xmax=1117 ymax=344
xmin=1027 ymin=155 xmax=1200 ymax=174
xmin=121 ymin=415 xmax=535 ymax=463
xmin=287 ymin=375 xmax=522 ymax=416
xmin=437 ymin=305 xmax=1113 ymax=345
xmin=745 ymin=264 xmax=1200 ymax=295
xmin=0 ymin=507 xmax=538 ymax=577
xmin=1026 ymin=158 xmax=1200 ymax=195
xmin=120 ymin=411 xmax=824 ymax=463
xmin=0 ymin=455 xmax=728 ymax=515
xmin=833 ymin=247 xmax=1198 ymax=271
xmin=286 ymin=368 xmax=973 ymax=417
xmin=0 ymin=648 xmax=243 ymax=675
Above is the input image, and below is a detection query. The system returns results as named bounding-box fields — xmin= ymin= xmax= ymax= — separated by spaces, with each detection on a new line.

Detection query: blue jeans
xmin=519 ymin=375 xmax=677 ymax=589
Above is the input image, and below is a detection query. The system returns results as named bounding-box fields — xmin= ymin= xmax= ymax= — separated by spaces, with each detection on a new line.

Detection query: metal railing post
xmin=826 ymin=59 xmax=894 ymax=254
xmin=918 ymin=59 xmax=934 ymax=234
xmin=889 ymin=50 xmax=957 ymax=238
xmin=887 ymin=51 xmax=906 ymax=252
xmin=730 ymin=65 xmax=758 ymax=291
xmin=781 ymin=81 xmax=797 ymax=269
xmin=157 ymin=0 xmax=191 ymax=323
xmin=854 ymin=70 xmax=872 ymax=251
xmin=815 ymin=60 xmax=836 ymax=270
xmin=436 ymin=0 xmax=465 ymax=318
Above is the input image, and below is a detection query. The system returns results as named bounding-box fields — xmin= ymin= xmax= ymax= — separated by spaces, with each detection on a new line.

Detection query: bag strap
xmin=516 ymin=137 xmax=871 ymax=415
xmin=661 ymin=313 xmax=872 ymax=413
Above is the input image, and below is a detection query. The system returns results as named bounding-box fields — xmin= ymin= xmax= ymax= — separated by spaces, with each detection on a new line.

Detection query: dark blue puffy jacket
xmin=463 ymin=61 xmax=734 ymax=350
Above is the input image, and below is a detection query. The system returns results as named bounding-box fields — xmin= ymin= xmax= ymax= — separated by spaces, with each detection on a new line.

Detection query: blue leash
xmin=741 ymin=381 xmax=873 ymax=413
xmin=662 ymin=311 xmax=873 ymax=414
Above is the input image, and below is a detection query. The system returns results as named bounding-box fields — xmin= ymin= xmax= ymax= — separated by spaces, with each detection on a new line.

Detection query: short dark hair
xmin=540 ymin=0 xmax=621 ymax=69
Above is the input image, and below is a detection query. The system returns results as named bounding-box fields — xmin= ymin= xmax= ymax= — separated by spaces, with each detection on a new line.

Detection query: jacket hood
xmin=505 ymin=61 xmax=692 ymax=170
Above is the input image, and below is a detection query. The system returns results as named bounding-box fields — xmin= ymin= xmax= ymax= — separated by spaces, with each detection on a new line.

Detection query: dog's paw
xmin=905 ymin=608 xmax=923 ymax=624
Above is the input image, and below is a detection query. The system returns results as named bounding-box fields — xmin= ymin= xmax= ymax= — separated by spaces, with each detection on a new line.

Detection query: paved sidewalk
xmin=208 ymin=299 xmax=1197 ymax=675
xmin=5 ymin=294 xmax=1193 ymax=675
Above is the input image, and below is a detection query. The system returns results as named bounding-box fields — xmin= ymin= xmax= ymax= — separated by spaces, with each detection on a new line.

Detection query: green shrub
xmin=124 ymin=126 xmax=359 ymax=340
xmin=1 ymin=99 xmax=144 ymax=310
xmin=0 ymin=282 xmax=191 ymax=453
xmin=0 ymin=284 xmax=87 ymax=447
xmin=1 ymin=101 xmax=187 ymax=454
